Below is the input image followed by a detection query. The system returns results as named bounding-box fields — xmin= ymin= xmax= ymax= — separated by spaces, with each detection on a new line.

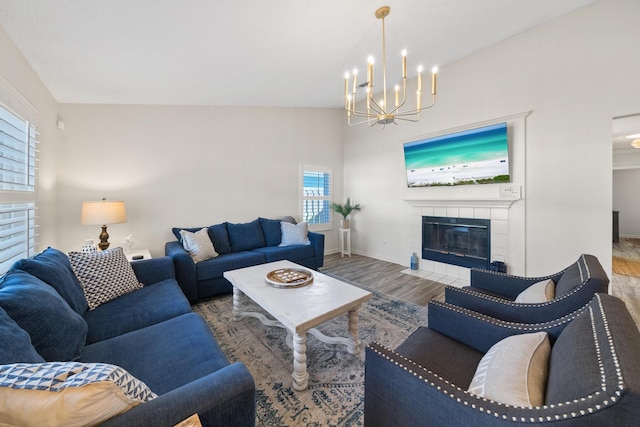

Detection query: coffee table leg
xmin=347 ymin=306 xmax=361 ymax=354
xmin=292 ymin=332 xmax=308 ymax=391
xmin=232 ymin=286 xmax=242 ymax=321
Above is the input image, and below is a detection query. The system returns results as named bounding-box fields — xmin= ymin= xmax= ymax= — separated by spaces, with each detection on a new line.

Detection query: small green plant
xmin=331 ymin=198 xmax=362 ymax=220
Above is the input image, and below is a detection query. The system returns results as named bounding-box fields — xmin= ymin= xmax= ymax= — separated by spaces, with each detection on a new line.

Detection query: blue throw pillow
xmin=13 ymin=247 xmax=88 ymax=315
xmin=259 ymin=218 xmax=282 ymax=247
xmin=227 ymin=219 xmax=266 ymax=252
xmin=0 ymin=270 xmax=88 ymax=362
xmin=0 ymin=305 xmax=45 ymax=364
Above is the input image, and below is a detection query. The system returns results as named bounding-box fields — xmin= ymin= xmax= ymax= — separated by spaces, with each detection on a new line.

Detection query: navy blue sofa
xmin=0 ymin=248 xmax=255 ymax=427
xmin=365 ymin=294 xmax=640 ymax=426
xmin=166 ymin=218 xmax=325 ymax=302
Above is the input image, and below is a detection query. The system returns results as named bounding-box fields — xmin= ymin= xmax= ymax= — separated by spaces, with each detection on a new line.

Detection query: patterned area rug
xmin=192 ymin=277 xmax=426 ymax=427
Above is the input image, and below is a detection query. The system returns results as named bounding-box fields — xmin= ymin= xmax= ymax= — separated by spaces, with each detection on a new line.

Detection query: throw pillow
xmin=0 ymin=362 xmax=157 ymax=427
xmin=0 ymin=306 xmax=45 ymax=364
xmin=259 ymin=217 xmax=283 ymax=247
xmin=467 ymin=331 xmax=551 ymax=407
xmin=0 ymin=269 xmax=88 ymax=362
xmin=280 ymin=221 xmax=311 ymax=246
xmin=180 ymin=228 xmax=218 ymax=263
xmin=515 ymin=279 xmax=555 ymax=303
xmin=13 ymin=247 xmax=88 ymax=315
xmin=68 ymin=247 xmax=143 ymax=310
xmin=227 ymin=219 xmax=266 ymax=252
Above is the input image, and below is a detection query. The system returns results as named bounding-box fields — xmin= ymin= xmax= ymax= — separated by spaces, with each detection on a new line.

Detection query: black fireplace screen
xmin=422 ymin=216 xmax=490 ymax=269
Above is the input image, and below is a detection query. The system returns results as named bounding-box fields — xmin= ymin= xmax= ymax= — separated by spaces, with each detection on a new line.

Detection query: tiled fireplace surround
xmin=405 ymin=198 xmax=524 ymax=288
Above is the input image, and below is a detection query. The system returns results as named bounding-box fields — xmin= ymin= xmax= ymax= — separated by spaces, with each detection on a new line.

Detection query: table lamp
xmin=81 ymin=198 xmax=127 ymax=250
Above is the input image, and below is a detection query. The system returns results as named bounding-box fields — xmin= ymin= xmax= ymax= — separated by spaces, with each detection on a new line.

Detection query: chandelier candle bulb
xmin=431 ymin=66 xmax=438 ymax=95
xmin=395 ymin=85 xmax=399 ymax=107
xmin=417 ymin=65 xmax=423 ymax=93
xmin=402 ymin=49 xmax=407 ymax=78
xmin=352 ymin=69 xmax=358 ymax=94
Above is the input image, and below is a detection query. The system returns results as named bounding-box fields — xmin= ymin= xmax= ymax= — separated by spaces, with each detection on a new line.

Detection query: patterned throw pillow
xmin=180 ymin=227 xmax=218 ymax=263
xmin=0 ymin=362 xmax=156 ymax=427
xmin=68 ymin=247 xmax=143 ymax=310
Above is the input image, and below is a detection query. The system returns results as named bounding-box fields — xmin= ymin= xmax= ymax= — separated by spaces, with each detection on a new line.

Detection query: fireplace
xmin=422 ymin=216 xmax=491 ymax=269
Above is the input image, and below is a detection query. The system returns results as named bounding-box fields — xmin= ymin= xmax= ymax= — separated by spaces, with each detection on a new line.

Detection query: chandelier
xmin=344 ymin=6 xmax=437 ymax=127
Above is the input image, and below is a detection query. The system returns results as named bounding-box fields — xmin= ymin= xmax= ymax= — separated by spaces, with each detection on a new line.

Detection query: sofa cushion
xmin=467 ymin=332 xmax=550 ymax=407
xmin=69 ymin=247 xmax=143 ymax=310
xmin=180 ymin=228 xmax=218 ymax=263
xmin=227 ymin=219 xmax=266 ymax=252
xmin=13 ymin=247 xmax=88 ymax=315
xmin=195 ymin=252 xmax=266 ymax=281
xmin=0 ymin=269 xmax=88 ymax=362
xmin=172 ymin=223 xmax=232 ymax=255
xmin=253 ymin=244 xmax=315 ymax=264
xmin=0 ymin=306 xmax=45 ymax=364
xmin=80 ymin=313 xmax=230 ymax=395
xmin=259 ymin=217 xmax=282 ymax=247
xmin=0 ymin=361 xmax=156 ymax=427
xmin=515 ymin=279 xmax=555 ymax=303
xmin=280 ymin=221 xmax=310 ymax=246
xmin=83 ymin=279 xmax=192 ymax=344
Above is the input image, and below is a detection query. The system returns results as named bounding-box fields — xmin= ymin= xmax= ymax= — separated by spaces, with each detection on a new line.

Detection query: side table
xmin=125 ymin=248 xmax=152 ymax=262
xmin=339 ymin=228 xmax=351 ymax=258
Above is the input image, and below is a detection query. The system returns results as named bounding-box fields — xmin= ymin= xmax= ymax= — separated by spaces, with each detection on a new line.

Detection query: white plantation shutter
xmin=0 ymin=104 xmax=39 ymax=273
xmin=301 ymin=165 xmax=332 ymax=231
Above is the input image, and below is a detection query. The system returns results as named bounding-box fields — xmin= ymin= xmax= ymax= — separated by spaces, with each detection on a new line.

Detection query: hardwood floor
xmin=321 ymin=246 xmax=640 ymax=329
xmin=320 ymin=253 xmax=444 ymax=306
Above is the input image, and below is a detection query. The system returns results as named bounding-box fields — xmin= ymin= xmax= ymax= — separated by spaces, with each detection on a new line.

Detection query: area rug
xmin=192 ymin=279 xmax=427 ymax=427
xmin=613 ymin=256 xmax=640 ymax=278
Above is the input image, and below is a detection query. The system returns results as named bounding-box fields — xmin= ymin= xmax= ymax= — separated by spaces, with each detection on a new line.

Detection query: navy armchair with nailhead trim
xmin=444 ymin=254 xmax=609 ymax=323
xmin=364 ymin=294 xmax=640 ymax=426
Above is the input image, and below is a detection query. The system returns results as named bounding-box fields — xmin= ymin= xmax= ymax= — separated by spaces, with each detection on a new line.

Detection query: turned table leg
xmin=291 ymin=332 xmax=309 ymax=391
xmin=347 ymin=306 xmax=362 ymax=354
xmin=232 ymin=287 xmax=243 ymax=321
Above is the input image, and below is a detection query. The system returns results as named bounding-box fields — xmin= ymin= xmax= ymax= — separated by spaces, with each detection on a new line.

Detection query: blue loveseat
xmin=165 ymin=218 xmax=325 ymax=302
xmin=0 ymin=248 xmax=255 ymax=427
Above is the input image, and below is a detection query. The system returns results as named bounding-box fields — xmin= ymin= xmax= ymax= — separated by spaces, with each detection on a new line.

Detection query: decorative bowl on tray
xmin=265 ymin=268 xmax=314 ymax=288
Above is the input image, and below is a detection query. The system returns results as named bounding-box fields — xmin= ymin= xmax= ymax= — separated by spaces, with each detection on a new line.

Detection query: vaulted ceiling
xmin=0 ymin=0 xmax=597 ymax=107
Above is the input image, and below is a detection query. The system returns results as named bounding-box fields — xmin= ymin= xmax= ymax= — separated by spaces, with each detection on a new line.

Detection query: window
xmin=0 ymin=104 xmax=38 ymax=273
xmin=300 ymin=165 xmax=332 ymax=231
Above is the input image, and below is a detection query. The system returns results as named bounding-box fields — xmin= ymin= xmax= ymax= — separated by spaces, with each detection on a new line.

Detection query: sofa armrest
xmin=165 ymin=241 xmax=198 ymax=302
xmin=131 ymin=257 xmax=175 ymax=285
xmin=469 ymin=268 xmax=562 ymax=297
xmin=427 ymin=300 xmax=579 ymax=353
xmin=308 ymin=231 xmax=325 ymax=268
xmin=99 ymin=362 xmax=255 ymax=427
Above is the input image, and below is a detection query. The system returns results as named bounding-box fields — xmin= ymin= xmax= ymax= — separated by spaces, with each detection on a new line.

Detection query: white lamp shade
xmin=81 ymin=200 xmax=127 ymax=225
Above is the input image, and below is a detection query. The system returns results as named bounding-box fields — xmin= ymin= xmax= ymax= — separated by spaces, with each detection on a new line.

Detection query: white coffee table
xmin=223 ymin=260 xmax=372 ymax=391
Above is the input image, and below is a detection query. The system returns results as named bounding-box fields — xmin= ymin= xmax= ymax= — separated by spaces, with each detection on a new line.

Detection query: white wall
xmin=613 ymin=168 xmax=640 ymax=238
xmin=0 ymin=25 xmax=60 ymax=249
xmin=55 ymin=104 xmax=344 ymax=256
xmin=342 ymin=0 xmax=640 ymax=276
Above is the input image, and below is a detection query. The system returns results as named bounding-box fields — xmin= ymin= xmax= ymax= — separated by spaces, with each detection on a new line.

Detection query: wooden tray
xmin=265 ymin=268 xmax=313 ymax=288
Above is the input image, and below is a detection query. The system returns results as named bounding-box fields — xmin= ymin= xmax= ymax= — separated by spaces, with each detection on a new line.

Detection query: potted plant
xmin=331 ymin=198 xmax=361 ymax=229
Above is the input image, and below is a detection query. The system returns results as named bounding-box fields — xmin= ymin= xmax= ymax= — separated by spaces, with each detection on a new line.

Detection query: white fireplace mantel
xmin=404 ymin=198 xmax=520 ymax=209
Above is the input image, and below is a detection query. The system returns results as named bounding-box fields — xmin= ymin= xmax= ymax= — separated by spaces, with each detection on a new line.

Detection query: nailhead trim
xmin=430 ymin=300 xmax=588 ymax=330
xmin=368 ymin=295 xmax=627 ymax=423
xmin=455 ymin=255 xmax=596 ymax=307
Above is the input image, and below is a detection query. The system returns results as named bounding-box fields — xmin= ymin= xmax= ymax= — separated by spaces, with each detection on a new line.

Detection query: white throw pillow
xmin=467 ymin=332 xmax=551 ymax=407
xmin=515 ymin=279 xmax=555 ymax=303
xmin=0 ymin=362 xmax=157 ymax=427
xmin=279 ymin=221 xmax=311 ymax=246
xmin=68 ymin=247 xmax=143 ymax=310
xmin=180 ymin=227 xmax=218 ymax=263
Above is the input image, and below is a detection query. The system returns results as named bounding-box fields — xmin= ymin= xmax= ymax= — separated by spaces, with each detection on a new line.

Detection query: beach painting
xmin=403 ymin=122 xmax=510 ymax=187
